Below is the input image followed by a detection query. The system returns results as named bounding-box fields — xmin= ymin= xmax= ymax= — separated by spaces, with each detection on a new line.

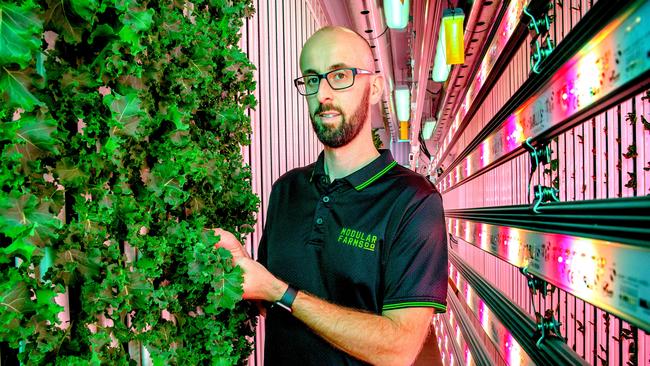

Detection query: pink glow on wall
xmin=505 ymin=333 xmax=524 ymax=366
xmin=433 ymin=0 xmax=527 ymax=166
xmin=442 ymin=89 xmax=650 ymax=206
xmin=505 ymin=226 xmax=524 ymax=265
xmin=503 ymin=0 xmax=525 ymax=40
xmin=465 ymin=347 xmax=473 ymax=366
xmin=479 ymin=223 xmax=490 ymax=251
xmin=479 ymin=136 xmax=492 ymax=168
xmin=479 ymin=301 xmax=489 ymax=330
xmin=465 ymin=279 xmax=473 ymax=305
xmin=441 ymin=0 xmax=650 ymax=191
xmin=503 ymin=112 xmax=526 ymax=152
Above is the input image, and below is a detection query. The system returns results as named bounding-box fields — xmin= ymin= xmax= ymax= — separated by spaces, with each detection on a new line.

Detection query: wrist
xmin=269 ymin=278 xmax=289 ymax=302
xmin=274 ymin=283 xmax=299 ymax=313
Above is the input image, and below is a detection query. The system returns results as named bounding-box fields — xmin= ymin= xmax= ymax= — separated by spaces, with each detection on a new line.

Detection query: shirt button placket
xmin=315 ymin=196 xmax=330 ymax=227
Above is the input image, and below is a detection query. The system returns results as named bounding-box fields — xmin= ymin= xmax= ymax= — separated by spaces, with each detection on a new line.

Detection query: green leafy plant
xmin=623 ymin=144 xmax=638 ymax=159
xmin=1 ymin=0 xmax=258 ymax=364
xmin=642 ymin=115 xmax=649 ymax=131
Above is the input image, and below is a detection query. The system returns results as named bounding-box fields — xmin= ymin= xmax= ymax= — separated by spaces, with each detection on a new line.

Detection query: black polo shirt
xmin=258 ymin=149 xmax=448 ymax=366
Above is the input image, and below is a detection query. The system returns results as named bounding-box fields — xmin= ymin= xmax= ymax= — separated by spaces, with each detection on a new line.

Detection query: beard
xmin=310 ymin=85 xmax=370 ymax=148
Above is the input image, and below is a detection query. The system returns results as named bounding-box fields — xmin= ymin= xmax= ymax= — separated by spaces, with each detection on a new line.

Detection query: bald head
xmin=297 ymin=26 xmax=385 ymax=149
xmin=300 ymin=26 xmax=375 ymax=74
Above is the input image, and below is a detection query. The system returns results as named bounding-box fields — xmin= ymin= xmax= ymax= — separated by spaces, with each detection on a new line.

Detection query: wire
xmin=447 ymin=0 xmax=454 ymax=10
xmin=468 ymin=27 xmax=490 ymax=34
xmin=366 ymin=26 xmax=389 ymax=41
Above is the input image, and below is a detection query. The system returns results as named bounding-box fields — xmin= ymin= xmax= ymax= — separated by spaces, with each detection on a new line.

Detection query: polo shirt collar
xmin=310 ymin=149 xmax=398 ymax=191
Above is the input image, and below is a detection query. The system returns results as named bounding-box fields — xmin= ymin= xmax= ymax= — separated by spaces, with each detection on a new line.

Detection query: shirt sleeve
xmin=381 ymin=191 xmax=448 ymax=313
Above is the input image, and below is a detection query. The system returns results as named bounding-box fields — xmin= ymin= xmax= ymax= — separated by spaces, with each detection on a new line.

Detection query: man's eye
xmin=331 ymin=71 xmax=348 ymax=80
xmin=306 ymin=76 xmax=320 ymax=85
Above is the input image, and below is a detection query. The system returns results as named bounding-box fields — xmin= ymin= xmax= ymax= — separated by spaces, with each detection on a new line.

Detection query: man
xmin=215 ymin=26 xmax=447 ymax=366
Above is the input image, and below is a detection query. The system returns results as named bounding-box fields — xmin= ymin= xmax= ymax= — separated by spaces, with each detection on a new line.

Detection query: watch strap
xmin=274 ymin=284 xmax=298 ymax=312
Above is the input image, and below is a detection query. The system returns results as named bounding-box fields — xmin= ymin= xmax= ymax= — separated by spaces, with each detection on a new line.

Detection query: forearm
xmin=290 ymin=290 xmax=428 ymax=366
xmin=210 ymin=236 xmax=432 ymax=366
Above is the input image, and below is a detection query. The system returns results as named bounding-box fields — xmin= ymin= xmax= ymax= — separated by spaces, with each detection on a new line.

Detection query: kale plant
xmin=1 ymin=1 xmax=259 ymax=364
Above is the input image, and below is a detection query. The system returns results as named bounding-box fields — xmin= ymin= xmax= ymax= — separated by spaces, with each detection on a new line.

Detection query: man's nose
xmin=317 ymin=78 xmax=334 ymax=104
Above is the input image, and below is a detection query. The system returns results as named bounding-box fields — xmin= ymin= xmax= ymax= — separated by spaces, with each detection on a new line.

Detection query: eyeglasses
xmin=294 ymin=68 xmax=373 ymax=96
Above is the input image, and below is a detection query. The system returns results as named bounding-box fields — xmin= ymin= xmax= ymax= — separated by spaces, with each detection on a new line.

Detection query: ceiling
xmin=318 ymin=0 xmax=506 ymax=162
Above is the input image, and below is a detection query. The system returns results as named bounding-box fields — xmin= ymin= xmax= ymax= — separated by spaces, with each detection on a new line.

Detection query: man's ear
xmin=369 ymin=74 xmax=385 ymax=104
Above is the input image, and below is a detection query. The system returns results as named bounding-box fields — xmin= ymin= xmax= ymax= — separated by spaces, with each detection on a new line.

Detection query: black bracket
xmin=531 ymin=35 xmax=556 ymax=74
xmin=528 ymin=12 xmax=554 ymax=34
xmin=520 ymin=266 xmax=566 ymax=347
xmin=524 ymin=137 xmax=552 ymax=175
xmin=524 ymin=0 xmax=553 ymax=21
xmin=532 ymin=184 xmax=560 ymax=213
xmin=523 ymin=1 xmax=555 ymax=74
xmin=523 ymin=138 xmax=559 ymax=210
xmin=520 ymin=266 xmax=549 ymax=296
xmin=535 ymin=308 xmax=565 ymax=348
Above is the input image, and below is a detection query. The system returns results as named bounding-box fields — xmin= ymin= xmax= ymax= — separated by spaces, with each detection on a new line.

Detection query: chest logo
xmin=337 ymin=227 xmax=377 ymax=252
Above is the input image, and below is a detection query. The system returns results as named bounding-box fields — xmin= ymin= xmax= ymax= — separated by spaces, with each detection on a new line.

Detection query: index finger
xmin=212 ymin=228 xmax=248 ymax=258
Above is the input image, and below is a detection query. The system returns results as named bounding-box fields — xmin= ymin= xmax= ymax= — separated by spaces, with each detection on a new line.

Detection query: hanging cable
xmin=468 ymin=27 xmax=490 ymax=34
xmin=366 ymin=26 xmax=389 ymax=41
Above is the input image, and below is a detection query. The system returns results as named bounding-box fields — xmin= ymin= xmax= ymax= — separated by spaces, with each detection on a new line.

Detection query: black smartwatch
xmin=274 ymin=284 xmax=298 ymax=312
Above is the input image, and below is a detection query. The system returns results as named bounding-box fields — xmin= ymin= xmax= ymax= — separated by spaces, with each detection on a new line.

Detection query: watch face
xmin=274 ymin=301 xmax=293 ymax=313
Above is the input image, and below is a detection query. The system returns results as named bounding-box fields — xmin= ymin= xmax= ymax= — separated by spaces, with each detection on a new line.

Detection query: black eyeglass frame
xmin=293 ymin=68 xmax=373 ymax=96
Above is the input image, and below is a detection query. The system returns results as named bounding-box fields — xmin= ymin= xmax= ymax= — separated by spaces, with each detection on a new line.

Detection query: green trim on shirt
xmin=382 ymin=301 xmax=447 ymax=312
xmin=354 ymin=161 xmax=397 ymax=191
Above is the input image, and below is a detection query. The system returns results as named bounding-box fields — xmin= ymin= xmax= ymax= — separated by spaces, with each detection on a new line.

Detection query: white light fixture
xmin=422 ymin=118 xmax=437 ymax=139
xmin=384 ymin=0 xmax=410 ymax=30
xmin=395 ymin=86 xmax=410 ymax=122
xmin=432 ymin=24 xmax=451 ymax=82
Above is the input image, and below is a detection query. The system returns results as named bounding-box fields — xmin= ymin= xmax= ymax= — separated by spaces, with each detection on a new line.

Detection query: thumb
xmin=213 ymin=228 xmax=247 ymax=258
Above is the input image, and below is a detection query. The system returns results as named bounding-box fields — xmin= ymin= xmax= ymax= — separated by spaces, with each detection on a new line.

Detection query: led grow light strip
xmin=447 ymin=217 xmax=650 ymax=331
xmin=447 ymin=284 xmax=495 ymax=366
xmin=445 ymin=308 xmax=473 ymax=366
xmin=443 ymin=0 xmax=650 ymax=190
xmin=433 ymin=315 xmax=455 ymax=366
xmin=449 ymin=263 xmax=535 ymax=366
xmin=434 ymin=311 xmax=468 ymax=366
